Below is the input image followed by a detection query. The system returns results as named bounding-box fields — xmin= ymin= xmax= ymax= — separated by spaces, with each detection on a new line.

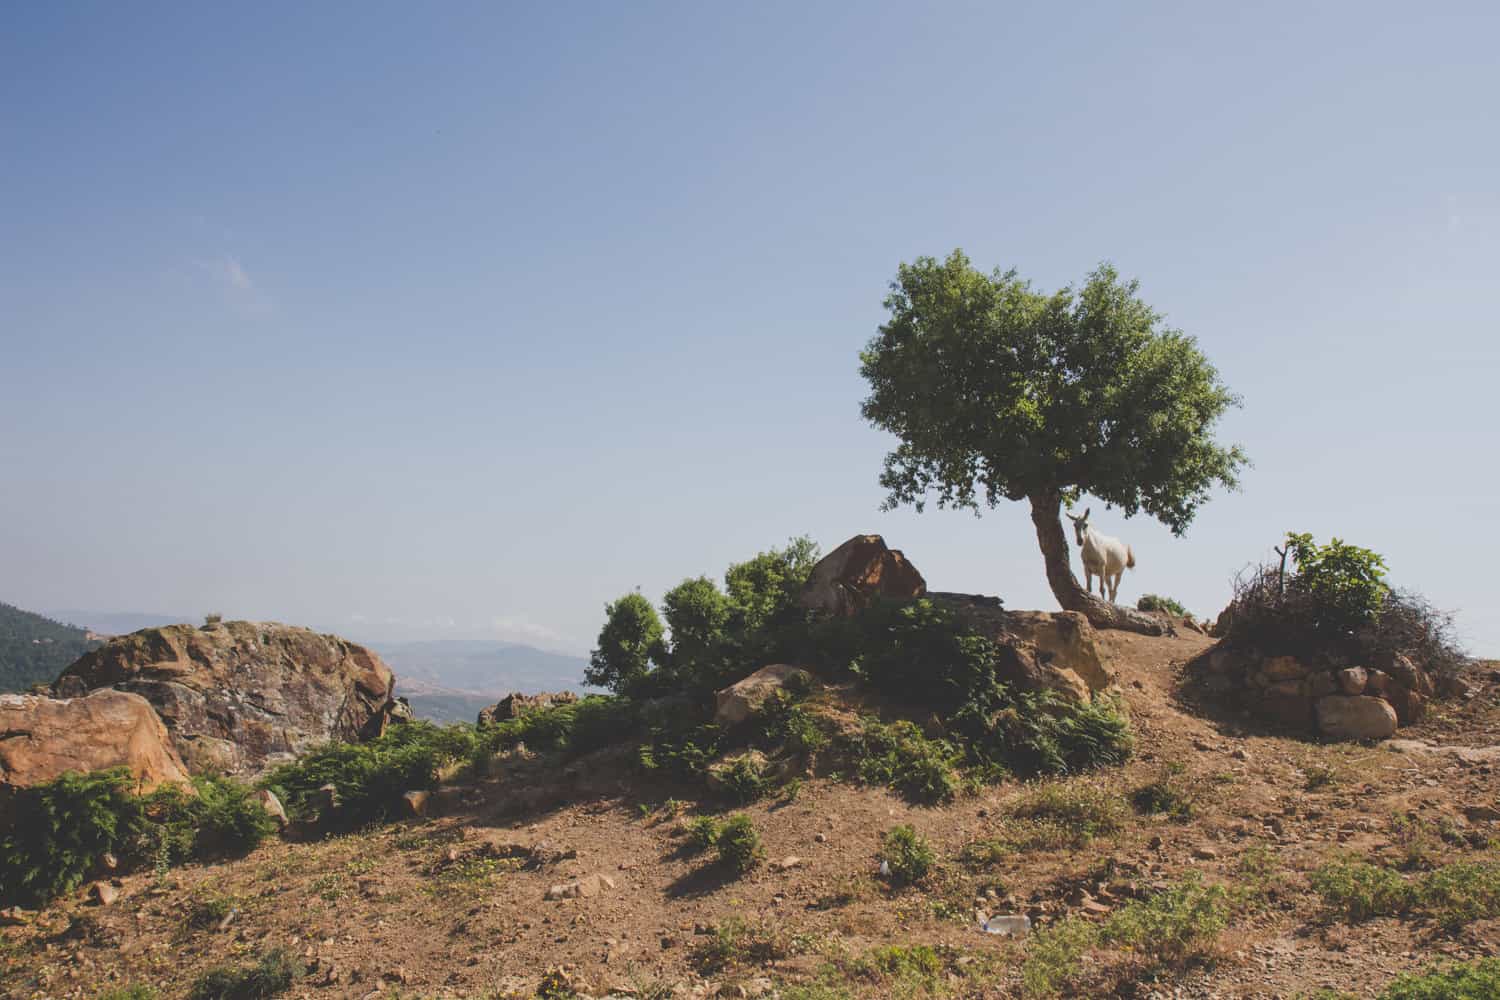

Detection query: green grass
xmin=969 ymin=783 xmax=1127 ymax=861
xmin=1130 ymin=766 xmax=1198 ymax=820
xmin=846 ymin=718 xmax=963 ymax=805
xmin=691 ymin=917 xmax=791 ymax=973
xmin=1309 ymin=857 xmax=1500 ymax=930
xmin=97 ymin=988 xmax=160 ymax=1000
xmin=1378 ymin=958 xmax=1500 ymax=999
xmin=682 ymin=815 xmax=723 ymax=851
xmin=1022 ymin=874 xmax=1230 ymax=997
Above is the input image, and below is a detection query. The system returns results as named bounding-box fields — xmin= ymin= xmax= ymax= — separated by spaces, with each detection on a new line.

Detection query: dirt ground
xmin=3 ymin=628 xmax=1497 ymax=1000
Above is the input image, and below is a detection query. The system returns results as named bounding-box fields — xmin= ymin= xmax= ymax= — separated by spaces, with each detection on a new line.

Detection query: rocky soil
xmin=3 ymin=629 xmax=1497 ymax=999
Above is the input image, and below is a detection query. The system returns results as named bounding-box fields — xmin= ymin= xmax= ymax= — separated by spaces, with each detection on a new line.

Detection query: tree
xmin=585 ymin=593 xmax=665 ymax=693
xmin=660 ymin=576 xmax=731 ymax=677
xmin=859 ymin=251 xmax=1247 ymax=633
xmin=723 ymin=536 xmax=821 ymax=637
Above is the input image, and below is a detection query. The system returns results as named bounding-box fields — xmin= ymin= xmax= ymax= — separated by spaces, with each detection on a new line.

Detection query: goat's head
xmin=1066 ymin=507 xmax=1091 ymax=546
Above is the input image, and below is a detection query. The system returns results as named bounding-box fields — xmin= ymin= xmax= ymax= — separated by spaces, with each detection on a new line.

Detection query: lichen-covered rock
xmin=1316 ymin=695 xmax=1398 ymax=741
xmin=477 ymin=691 xmax=578 ymax=727
xmin=0 ymin=689 xmax=191 ymax=792
xmin=714 ymin=665 xmax=811 ymax=727
xmin=56 ymin=621 xmax=400 ymax=775
xmin=798 ymin=534 xmax=926 ymax=617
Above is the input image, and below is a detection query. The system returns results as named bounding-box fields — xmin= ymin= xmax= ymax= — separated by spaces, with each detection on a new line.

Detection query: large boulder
xmin=798 ymin=535 xmax=926 ymax=617
xmin=56 ymin=621 xmax=400 ymax=775
xmin=930 ymin=595 xmax=1113 ymax=702
xmin=1316 ymin=695 xmax=1399 ymax=741
xmin=714 ymin=665 xmax=811 ymax=727
xmin=477 ymin=691 xmax=578 ymax=728
xmin=0 ymin=689 xmax=191 ymax=792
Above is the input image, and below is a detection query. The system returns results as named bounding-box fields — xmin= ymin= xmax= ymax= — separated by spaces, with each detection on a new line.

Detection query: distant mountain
xmin=375 ymin=639 xmax=591 ymax=697
xmin=0 ymin=602 xmax=103 ymax=693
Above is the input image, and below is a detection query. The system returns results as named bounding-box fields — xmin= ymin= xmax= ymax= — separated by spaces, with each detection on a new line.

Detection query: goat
xmin=1066 ymin=508 xmax=1135 ymax=603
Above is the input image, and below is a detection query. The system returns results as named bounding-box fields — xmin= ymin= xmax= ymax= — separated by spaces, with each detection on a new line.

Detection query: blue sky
xmin=3 ymin=2 xmax=1497 ymax=654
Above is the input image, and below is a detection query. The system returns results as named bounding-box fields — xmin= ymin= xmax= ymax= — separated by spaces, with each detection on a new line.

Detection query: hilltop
xmin=0 ymin=602 xmax=102 ymax=693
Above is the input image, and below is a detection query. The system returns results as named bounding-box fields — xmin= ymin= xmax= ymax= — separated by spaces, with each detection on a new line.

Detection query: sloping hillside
xmin=2 ymin=626 xmax=1496 ymax=999
xmin=0 ymin=602 xmax=101 ymax=693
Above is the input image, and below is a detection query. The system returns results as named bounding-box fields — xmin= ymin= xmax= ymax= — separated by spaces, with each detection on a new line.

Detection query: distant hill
xmin=0 ymin=602 xmax=103 ymax=692
xmin=43 ymin=610 xmax=190 ymax=636
xmin=374 ymin=639 xmax=591 ymax=698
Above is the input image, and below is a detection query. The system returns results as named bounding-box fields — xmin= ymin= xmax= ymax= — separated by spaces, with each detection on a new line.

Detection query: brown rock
xmin=714 ymin=665 xmax=812 ymax=727
xmin=1371 ymin=651 xmax=1434 ymax=697
xmin=0 ymin=906 xmax=35 ymax=926
xmin=1302 ymin=672 xmax=1339 ymax=698
xmin=477 ymin=691 xmax=578 ymax=727
xmin=1383 ymin=685 xmax=1426 ymax=726
xmin=1365 ymin=669 xmax=1391 ymax=696
xmin=1337 ymin=667 xmax=1368 ymax=695
xmin=56 ymin=621 xmax=400 ymax=775
xmin=254 ymin=788 xmax=289 ymax=828
xmin=0 ymin=689 xmax=191 ymax=792
xmin=401 ymin=789 xmax=430 ymax=817
xmin=1465 ymin=805 xmax=1500 ymax=823
xmin=1000 ymin=611 xmax=1111 ymax=696
xmin=544 ymin=874 xmax=616 ymax=900
xmin=90 ymin=881 xmax=119 ymax=906
xmin=797 ymin=534 xmax=926 ymax=616
xmin=1316 ymin=695 xmax=1398 ymax=741
xmin=1265 ymin=680 xmax=1302 ymax=699
xmin=1262 ymin=656 xmax=1309 ymax=682
xmin=1258 ymin=692 xmax=1315 ymax=731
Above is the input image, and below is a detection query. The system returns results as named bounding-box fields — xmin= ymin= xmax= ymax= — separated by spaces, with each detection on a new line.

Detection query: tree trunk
xmin=1028 ymin=491 xmax=1164 ymax=636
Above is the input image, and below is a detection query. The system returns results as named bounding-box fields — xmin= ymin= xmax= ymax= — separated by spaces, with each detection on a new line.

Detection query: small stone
xmin=1148 ymin=835 xmax=1164 ymax=850
xmin=1231 ymin=748 xmax=1251 ymax=761
xmin=401 ymin=790 xmax=430 ymax=817
xmin=100 ymin=852 xmax=119 ymax=871
xmin=770 ymin=856 xmax=803 ymax=871
xmin=545 ymin=874 xmax=616 ymax=900
xmin=90 ymin=881 xmax=119 ymax=906
xmin=0 ymin=906 xmax=34 ymax=926
xmin=1192 ymin=847 xmax=1219 ymax=861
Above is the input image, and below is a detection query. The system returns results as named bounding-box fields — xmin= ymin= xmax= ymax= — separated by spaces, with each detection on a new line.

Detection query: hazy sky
xmin=3 ymin=2 xmax=1497 ymax=655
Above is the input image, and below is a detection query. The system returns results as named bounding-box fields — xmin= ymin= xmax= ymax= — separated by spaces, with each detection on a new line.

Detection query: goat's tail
xmin=1126 ymin=546 xmax=1136 ymax=570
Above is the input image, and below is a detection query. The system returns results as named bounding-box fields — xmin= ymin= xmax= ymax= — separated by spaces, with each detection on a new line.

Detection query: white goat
xmin=1066 ymin=508 xmax=1135 ymax=603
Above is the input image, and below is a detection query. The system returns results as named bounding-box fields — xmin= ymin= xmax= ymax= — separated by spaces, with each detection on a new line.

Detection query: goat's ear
xmin=1084 ymin=507 xmax=1091 ymax=519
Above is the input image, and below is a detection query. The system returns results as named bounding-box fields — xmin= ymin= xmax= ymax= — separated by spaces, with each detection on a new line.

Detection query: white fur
xmin=1067 ymin=508 xmax=1135 ymax=603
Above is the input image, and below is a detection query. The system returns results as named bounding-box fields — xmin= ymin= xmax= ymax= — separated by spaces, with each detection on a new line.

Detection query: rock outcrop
xmin=0 ymin=689 xmax=191 ymax=792
xmin=477 ymin=691 xmax=578 ymax=728
xmin=1190 ymin=643 xmax=1437 ymax=740
xmin=56 ymin=621 xmax=400 ymax=775
xmin=714 ymin=665 xmax=811 ymax=727
xmin=931 ymin=595 xmax=1114 ymax=702
xmin=798 ymin=535 xmax=926 ymax=617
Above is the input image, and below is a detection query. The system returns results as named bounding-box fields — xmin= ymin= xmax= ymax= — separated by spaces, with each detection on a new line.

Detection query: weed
xmin=847 ymin=718 xmax=962 ymax=805
xmin=1137 ymin=594 xmax=1189 ymax=617
xmin=691 ymin=917 xmax=790 ymax=972
xmin=1303 ymin=764 xmax=1339 ymax=791
xmin=1131 ymin=772 xmax=1197 ymax=820
xmin=715 ymin=814 xmax=763 ymax=875
xmin=880 ymin=825 xmax=935 ymax=886
xmin=186 ymin=948 xmax=298 ymax=1000
xmin=1309 ymin=859 xmax=1415 ymax=922
xmin=717 ymin=754 xmax=771 ymax=804
xmin=98 ymin=989 xmax=160 ymax=1000
xmin=1001 ymin=782 xmax=1127 ymax=852
xmin=781 ymin=778 xmax=803 ymax=802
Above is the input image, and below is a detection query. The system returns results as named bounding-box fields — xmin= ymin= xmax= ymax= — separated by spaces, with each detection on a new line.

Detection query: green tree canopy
xmin=860 ymin=251 xmax=1247 ymax=631
xmin=585 ymin=593 xmax=665 ymax=693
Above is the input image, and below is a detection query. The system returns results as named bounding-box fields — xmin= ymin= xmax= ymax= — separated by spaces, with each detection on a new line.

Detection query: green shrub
xmin=263 ymin=720 xmax=476 ymax=824
xmin=1309 ymin=859 xmax=1416 ymax=921
xmin=183 ymin=775 xmax=278 ymax=855
xmin=0 ymin=768 xmax=147 ymax=906
xmin=950 ymin=687 xmax=1133 ymax=779
xmin=1416 ymin=860 xmax=1500 ymax=932
xmin=1137 ymin=594 xmax=1188 ymax=617
xmin=715 ymin=814 xmax=763 ymax=876
xmin=1378 ymin=958 xmax=1500 ymax=999
xmin=716 ymin=754 xmax=770 ymax=804
xmin=1130 ymin=767 xmax=1197 ymax=820
xmin=1022 ymin=915 xmax=1099 ymax=997
xmin=879 ymin=825 xmax=934 ymax=885
xmin=847 ymin=718 xmax=962 ymax=804
xmin=691 ymin=917 xmax=791 ymax=973
xmin=585 ymin=593 xmax=666 ymax=694
xmin=683 ymin=816 xmax=723 ymax=851
xmin=186 ymin=948 xmax=297 ymax=1000
xmin=1283 ymin=532 xmax=1389 ymax=632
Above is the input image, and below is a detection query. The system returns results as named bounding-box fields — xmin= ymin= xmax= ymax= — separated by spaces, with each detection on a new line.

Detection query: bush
xmin=263 ymin=720 xmax=477 ymax=824
xmin=1283 ymin=532 xmax=1389 ymax=633
xmin=1309 ymin=859 xmax=1415 ymax=922
xmin=879 ymin=825 xmax=934 ymax=885
xmin=683 ymin=816 xmax=722 ymax=851
xmin=0 ymin=768 xmax=146 ymax=906
xmin=186 ymin=948 xmax=297 ymax=1000
xmin=714 ymin=814 xmax=763 ymax=875
xmin=1378 ymin=958 xmax=1500 ymax=999
xmin=951 ymin=686 xmax=1133 ymax=778
xmin=1130 ymin=767 xmax=1198 ymax=820
xmin=716 ymin=754 xmax=770 ymax=804
xmin=1137 ymin=594 xmax=1188 ymax=617
xmin=1004 ymin=782 xmax=1127 ymax=851
xmin=847 ymin=719 xmax=962 ymax=804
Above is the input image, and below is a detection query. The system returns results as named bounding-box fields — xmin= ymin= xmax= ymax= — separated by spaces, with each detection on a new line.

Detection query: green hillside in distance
xmin=0 ymin=601 xmax=103 ymax=693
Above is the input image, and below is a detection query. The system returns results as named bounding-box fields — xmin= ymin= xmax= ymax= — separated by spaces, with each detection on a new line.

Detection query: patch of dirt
xmin=3 ymin=632 xmax=1497 ymax=999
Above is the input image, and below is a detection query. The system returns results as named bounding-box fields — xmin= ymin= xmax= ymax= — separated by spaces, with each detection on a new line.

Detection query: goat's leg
xmin=1085 ymin=570 xmax=1094 ymax=596
xmin=1109 ymin=573 xmax=1120 ymax=603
